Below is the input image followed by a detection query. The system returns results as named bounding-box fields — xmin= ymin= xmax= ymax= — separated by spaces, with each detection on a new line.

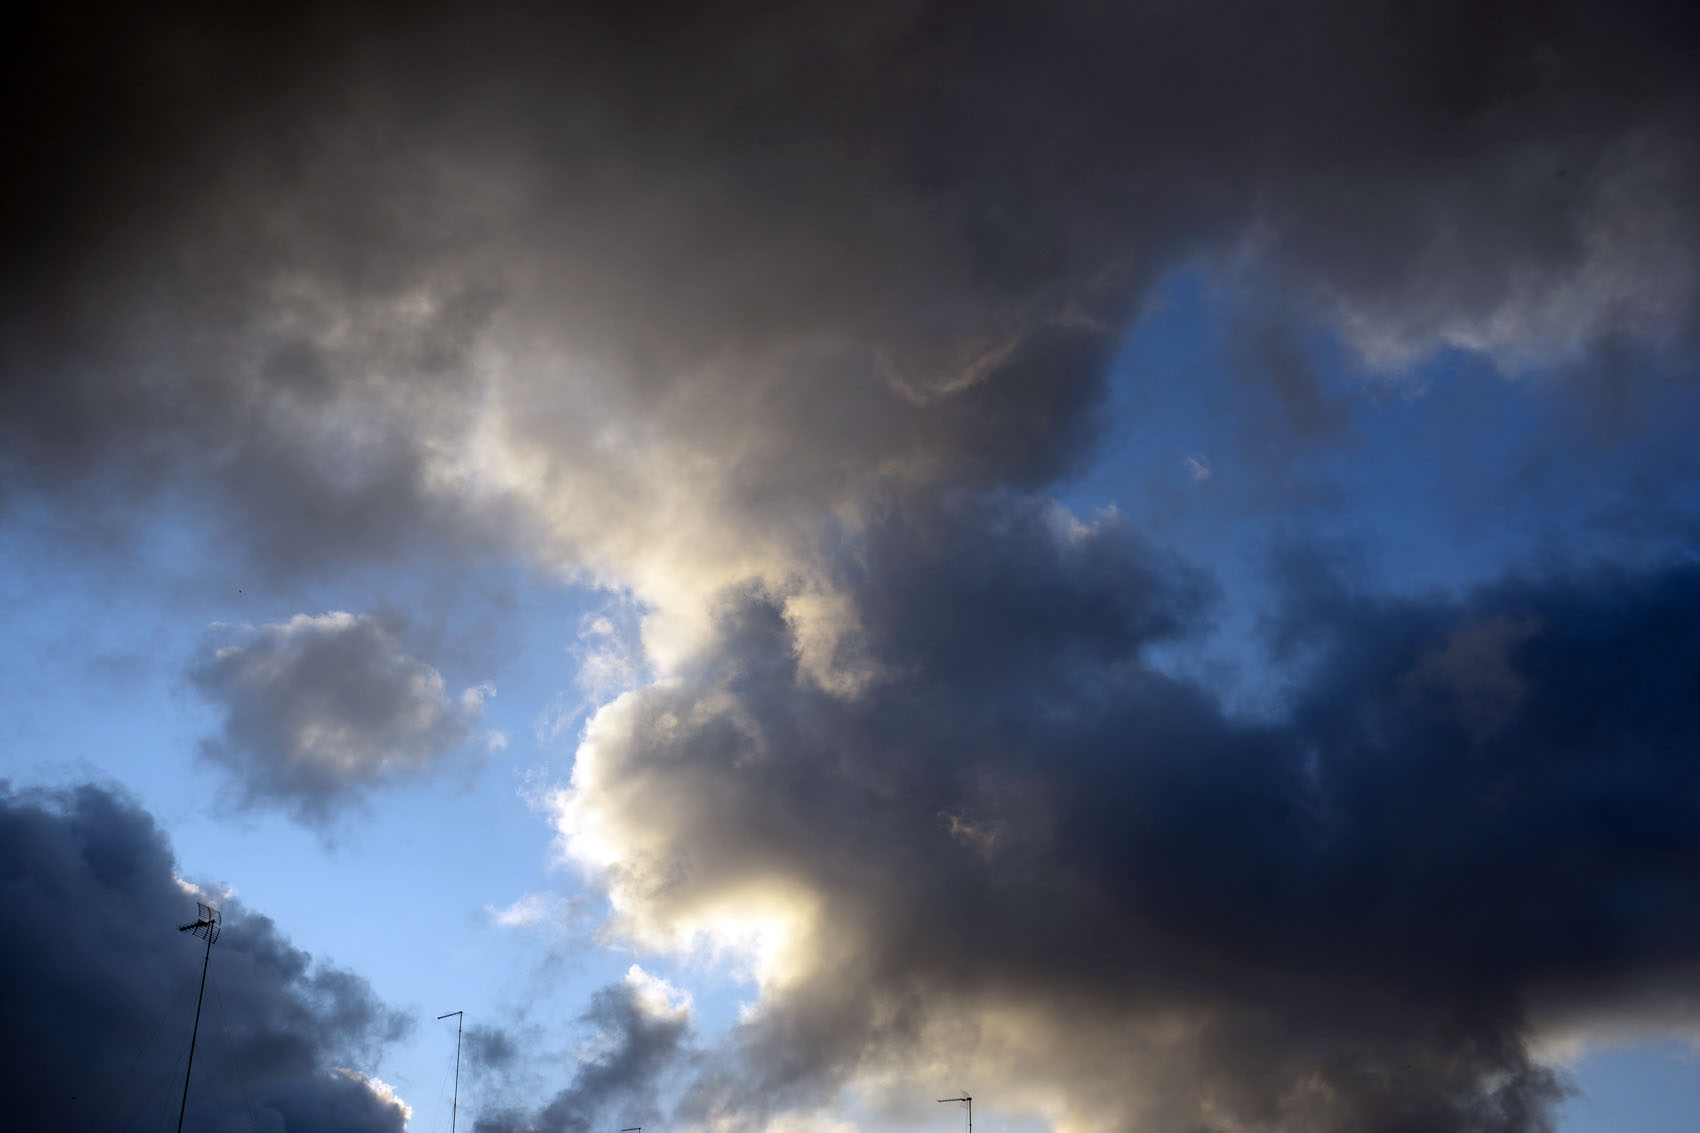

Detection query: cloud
xmin=546 ymin=496 xmax=1700 ymax=1132
xmin=336 ymin=1069 xmax=415 ymax=1123
xmin=5 ymin=3 xmax=1700 ymax=1130
xmin=1397 ymin=614 xmax=1544 ymax=741
xmin=190 ymin=612 xmax=493 ymax=824
xmin=624 ymin=964 xmax=694 ymax=1023
xmin=467 ymin=1024 xmax=523 ymax=1072
xmin=472 ymin=975 xmax=695 ymax=1133
xmin=486 ymin=891 xmax=587 ymax=936
xmin=0 ymin=781 xmax=411 ymax=1131
xmin=3 ymin=0 xmax=1696 ymax=660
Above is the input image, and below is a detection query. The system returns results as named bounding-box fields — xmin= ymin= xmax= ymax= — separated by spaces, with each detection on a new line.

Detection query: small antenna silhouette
xmin=621 ymin=1127 xmax=642 ymax=1132
xmin=175 ymin=902 xmax=222 ymax=1133
xmin=439 ymin=1010 xmax=465 ymax=1133
xmin=938 ymin=1091 xmax=972 ymax=1133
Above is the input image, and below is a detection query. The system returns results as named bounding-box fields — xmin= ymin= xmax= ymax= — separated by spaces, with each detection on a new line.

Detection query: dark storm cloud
xmin=189 ymin=611 xmax=495 ymax=825
xmin=3 ymin=0 xmax=1697 ymax=582
xmin=560 ymin=496 xmax=1700 ymax=1131
xmin=0 ymin=782 xmax=411 ymax=1131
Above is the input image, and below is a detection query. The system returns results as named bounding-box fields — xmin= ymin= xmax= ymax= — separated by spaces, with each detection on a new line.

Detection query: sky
xmin=4 ymin=2 xmax=1700 ymax=1131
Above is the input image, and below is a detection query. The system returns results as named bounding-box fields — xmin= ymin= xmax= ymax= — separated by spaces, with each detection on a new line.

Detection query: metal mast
xmin=439 ymin=1010 xmax=465 ymax=1133
xmin=176 ymin=902 xmax=222 ymax=1133
xmin=938 ymin=1092 xmax=972 ymax=1133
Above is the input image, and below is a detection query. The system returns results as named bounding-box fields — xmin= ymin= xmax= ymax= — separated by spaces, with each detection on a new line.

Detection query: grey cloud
xmin=190 ymin=611 xmax=493 ymax=825
xmin=556 ymin=497 xmax=1700 ymax=1131
xmin=472 ymin=977 xmax=693 ymax=1133
xmin=466 ymin=1024 xmax=521 ymax=1071
xmin=3 ymin=0 xmax=1696 ymax=592
xmin=0 ymin=782 xmax=411 ymax=1131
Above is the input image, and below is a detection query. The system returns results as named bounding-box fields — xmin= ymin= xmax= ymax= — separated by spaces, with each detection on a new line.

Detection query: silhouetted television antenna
xmin=938 ymin=1091 xmax=972 ymax=1133
xmin=175 ymin=902 xmax=221 ymax=1133
xmin=620 ymin=1127 xmax=642 ymax=1132
xmin=938 ymin=1088 xmax=979 ymax=1129
xmin=439 ymin=1010 xmax=465 ymax=1133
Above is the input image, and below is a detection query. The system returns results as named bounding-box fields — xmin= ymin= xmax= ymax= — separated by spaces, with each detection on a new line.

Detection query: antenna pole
xmin=175 ymin=905 xmax=221 ymax=1133
xmin=438 ymin=1007 xmax=465 ymax=1129
xmin=176 ymin=928 xmax=212 ymax=1133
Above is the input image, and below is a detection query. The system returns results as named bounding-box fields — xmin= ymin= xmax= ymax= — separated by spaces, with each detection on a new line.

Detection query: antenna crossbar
xmin=937 ymin=1092 xmax=973 ymax=1133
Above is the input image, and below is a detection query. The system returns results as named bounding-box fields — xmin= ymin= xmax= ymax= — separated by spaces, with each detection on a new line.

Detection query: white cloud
xmin=624 ymin=964 xmax=693 ymax=1022
xmin=333 ymin=1068 xmax=413 ymax=1122
xmin=486 ymin=891 xmax=585 ymax=933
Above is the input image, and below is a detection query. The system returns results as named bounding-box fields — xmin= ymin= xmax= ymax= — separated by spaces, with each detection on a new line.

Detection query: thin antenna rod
xmin=438 ymin=1007 xmax=465 ymax=1129
xmin=176 ymin=903 xmax=221 ymax=1133
xmin=938 ymin=1092 xmax=972 ymax=1133
xmin=621 ymin=1127 xmax=643 ymax=1132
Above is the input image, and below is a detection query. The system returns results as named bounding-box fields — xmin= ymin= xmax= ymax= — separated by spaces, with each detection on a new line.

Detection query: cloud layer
xmin=5 ymin=1 xmax=1697 ymax=653
xmin=5 ymin=2 xmax=1700 ymax=1130
xmin=0 ymin=782 xmax=411 ymax=1131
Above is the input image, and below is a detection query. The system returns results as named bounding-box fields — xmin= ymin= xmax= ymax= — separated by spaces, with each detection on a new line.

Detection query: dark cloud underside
xmin=0 ymin=783 xmax=409 ymax=1131
xmin=557 ymin=500 xmax=1700 ymax=1131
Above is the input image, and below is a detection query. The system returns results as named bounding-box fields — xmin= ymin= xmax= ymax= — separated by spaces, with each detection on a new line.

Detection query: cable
xmin=120 ymin=1022 xmax=190 ymax=1133
xmin=432 ymin=1042 xmax=458 ymax=1133
xmin=209 ymin=968 xmax=262 ymax=1128
xmin=80 ymin=965 xmax=201 ymax=1133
